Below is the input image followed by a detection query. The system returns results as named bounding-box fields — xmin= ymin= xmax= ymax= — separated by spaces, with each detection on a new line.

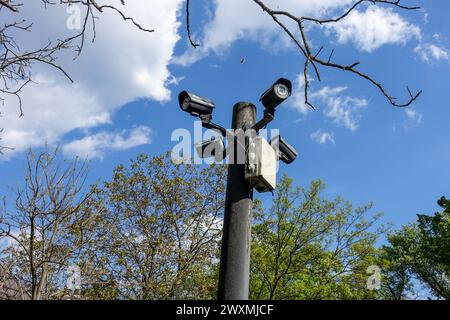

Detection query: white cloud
xmin=330 ymin=5 xmax=421 ymax=52
xmin=0 ymin=1 xmax=423 ymax=155
xmin=0 ymin=0 xmax=183 ymax=155
xmin=414 ymin=43 xmax=450 ymax=64
xmin=174 ymin=0 xmax=356 ymax=65
xmin=63 ymin=126 xmax=152 ymax=159
xmin=174 ymin=1 xmax=420 ymax=65
xmin=289 ymin=72 xmax=368 ymax=131
xmin=324 ymin=96 xmax=368 ymax=131
xmin=403 ymin=108 xmax=423 ymax=129
xmin=313 ymin=86 xmax=368 ymax=131
xmin=432 ymin=33 xmax=441 ymax=40
xmin=2 ymin=74 xmax=111 ymax=152
xmin=310 ymin=129 xmax=335 ymax=145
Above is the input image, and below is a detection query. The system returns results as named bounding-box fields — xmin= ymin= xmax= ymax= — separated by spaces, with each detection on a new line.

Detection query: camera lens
xmin=274 ymin=84 xmax=290 ymax=99
xmin=182 ymin=97 xmax=190 ymax=111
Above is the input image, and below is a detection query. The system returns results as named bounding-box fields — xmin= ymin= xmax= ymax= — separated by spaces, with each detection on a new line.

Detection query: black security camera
xmin=260 ymin=78 xmax=292 ymax=110
xmin=270 ymin=135 xmax=297 ymax=164
xmin=178 ymin=91 xmax=215 ymax=117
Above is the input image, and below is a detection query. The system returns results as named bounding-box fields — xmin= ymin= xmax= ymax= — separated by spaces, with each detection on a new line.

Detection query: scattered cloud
xmin=310 ymin=129 xmax=335 ymax=145
xmin=1 ymin=0 xmax=183 ymax=155
xmin=330 ymin=5 xmax=421 ymax=52
xmin=422 ymin=11 xmax=429 ymax=25
xmin=175 ymin=2 xmax=421 ymax=65
xmin=174 ymin=1 xmax=336 ymax=64
xmin=2 ymin=74 xmax=111 ymax=152
xmin=403 ymin=108 xmax=423 ymax=130
xmin=63 ymin=126 xmax=152 ymax=160
xmin=414 ymin=43 xmax=450 ymax=64
xmin=0 ymin=1 xmax=427 ymax=157
xmin=290 ymin=72 xmax=368 ymax=131
xmin=313 ymin=87 xmax=368 ymax=131
xmin=432 ymin=33 xmax=442 ymax=41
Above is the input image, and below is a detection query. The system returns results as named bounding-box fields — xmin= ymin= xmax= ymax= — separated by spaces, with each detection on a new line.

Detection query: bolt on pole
xmin=218 ymin=102 xmax=256 ymax=300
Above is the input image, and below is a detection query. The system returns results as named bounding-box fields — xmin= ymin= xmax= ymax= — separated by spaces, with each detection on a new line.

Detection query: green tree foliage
xmin=249 ymin=176 xmax=385 ymax=300
xmin=1 ymin=150 xmax=398 ymax=300
xmin=79 ymin=153 xmax=226 ymax=299
xmin=378 ymin=226 xmax=419 ymax=300
xmin=380 ymin=197 xmax=450 ymax=300
xmin=418 ymin=197 xmax=450 ymax=272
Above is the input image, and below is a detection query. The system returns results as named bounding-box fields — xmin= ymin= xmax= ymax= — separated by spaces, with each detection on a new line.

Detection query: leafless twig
xmin=186 ymin=0 xmax=200 ymax=48
xmin=185 ymin=0 xmax=422 ymax=109
xmin=252 ymin=0 xmax=422 ymax=109
xmin=0 ymin=0 xmax=154 ymax=151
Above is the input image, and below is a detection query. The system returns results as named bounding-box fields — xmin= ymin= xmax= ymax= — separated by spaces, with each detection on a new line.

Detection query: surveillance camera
xmin=270 ymin=135 xmax=297 ymax=164
xmin=260 ymin=78 xmax=292 ymax=110
xmin=178 ymin=91 xmax=215 ymax=117
xmin=195 ymin=136 xmax=225 ymax=161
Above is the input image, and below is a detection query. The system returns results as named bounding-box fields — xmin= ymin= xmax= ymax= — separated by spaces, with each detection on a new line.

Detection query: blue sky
xmin=1 ymin=0 xmax=450 ymax=233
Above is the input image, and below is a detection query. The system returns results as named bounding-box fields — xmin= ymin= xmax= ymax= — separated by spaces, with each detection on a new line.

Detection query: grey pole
xmin=218 ymin=102 xmax=256 ymax=300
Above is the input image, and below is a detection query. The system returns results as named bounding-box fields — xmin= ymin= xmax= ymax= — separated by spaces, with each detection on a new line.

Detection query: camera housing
xmin=270 ymin=135 xmax=298 ymax=164
xmin=245 ymin=136 xmax=277 ymax=193
xmin=178 ymin=91 xmax=215 ymax=117
xmin=260 ymin=78 xmax=292 ymax=110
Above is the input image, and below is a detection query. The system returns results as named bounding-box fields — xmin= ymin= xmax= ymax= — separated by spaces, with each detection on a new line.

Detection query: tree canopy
xmin=380 ymin=197 xmax=450 ymax=300
xmin=0 ymin=149 xmax=411 ymax=300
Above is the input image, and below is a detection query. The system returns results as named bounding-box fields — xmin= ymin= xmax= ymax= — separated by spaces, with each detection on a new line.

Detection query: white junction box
xmin=245 ymin=136 xmax=277 ymax=193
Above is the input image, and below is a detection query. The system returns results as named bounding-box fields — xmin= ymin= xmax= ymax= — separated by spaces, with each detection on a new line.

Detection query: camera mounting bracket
xmin=199 ymin=114 xmax=227 ymax=137
xmin=252 ymin=108 xmax=275 ymax=132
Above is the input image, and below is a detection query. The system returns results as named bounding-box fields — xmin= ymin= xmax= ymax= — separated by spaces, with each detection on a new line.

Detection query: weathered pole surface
xmin=218 ymin=102 xmax=256 ymax=300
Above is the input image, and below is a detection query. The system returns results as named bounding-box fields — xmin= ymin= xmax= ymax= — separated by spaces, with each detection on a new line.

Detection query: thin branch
xmin=0 ymin=0 xmax=155 ymax=151
xmin=186 ymin=0 xmax=200 ymax=48
xmin=250 ymin=0 xmax=422 ymax=109
xmin=0 ymin=0 xmax=19 ymax=12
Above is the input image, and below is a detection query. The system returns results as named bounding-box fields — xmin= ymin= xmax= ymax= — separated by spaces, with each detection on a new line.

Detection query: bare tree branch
xmin=185 ymin=0 xmax=422 ymax=109
xmin=249 ymin=0 xmax=422 ymax=109
xmin=186 ymin=0 xmax=199 ymax=48
xmin=0 ymin=147 xmax=96 ymax=300
xmin=0 ymin=0 xmax=154 ymax=151
xmin=0 ymin=0 xmax=19 ymax=12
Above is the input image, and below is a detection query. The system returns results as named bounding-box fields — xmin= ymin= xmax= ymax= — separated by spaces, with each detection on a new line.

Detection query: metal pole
xmin=218 ymin=102 xmax=256 ymax=300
